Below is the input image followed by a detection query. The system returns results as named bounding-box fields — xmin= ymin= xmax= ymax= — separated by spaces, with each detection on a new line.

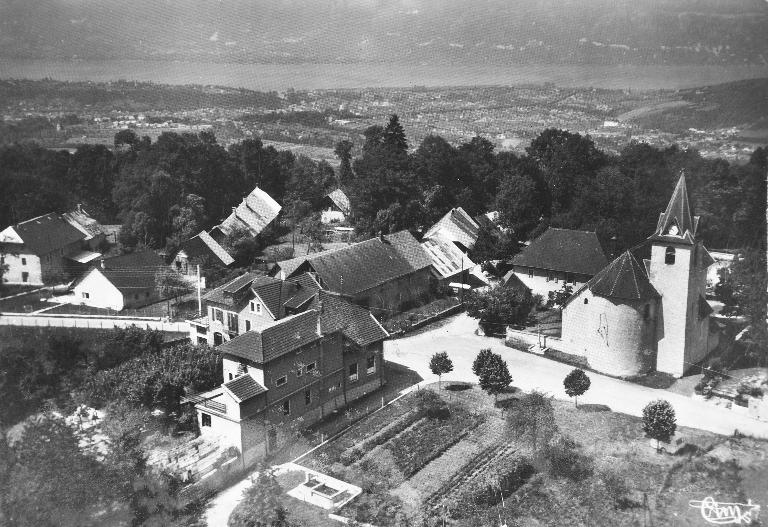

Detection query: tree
xmin=506 ymin=391 xmax=558 ymax=451
xmin=464 ymin=284 xmax=536 ymax=335
xmin=222 ymin=225 xmax=261 ymax=267
xmin=334 ymin=139 xmax=354 ymax=185
xmin=477 ymin=353 xmax=512 ymax=401
xmin=382 ymin=114 xmax=408 ymax=155
xmin=472 ymin=348 xmax=494 ymax=378
xmin=642 ymin=399 xmax=677 ymax=452
xmin=429 ymin=352 xmax=453 ymax=391
xmin=563 ymin=368 xmax=591 ymax=407
xmin=547 ymin=283 xmax=574 ymax=309
xmin=155 ymin=268 xmax=193 ymax=318
xmin=228 ymin=465 xmax=288 ymax=527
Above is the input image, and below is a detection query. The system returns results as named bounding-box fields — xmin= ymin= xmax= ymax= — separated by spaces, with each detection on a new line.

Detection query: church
xmin=561 ymin=174 xmax=718 ymax=378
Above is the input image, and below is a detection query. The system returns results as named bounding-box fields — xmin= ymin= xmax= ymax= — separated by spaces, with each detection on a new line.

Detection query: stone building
xmin=561 ymin=175 xmax=717 ymax=377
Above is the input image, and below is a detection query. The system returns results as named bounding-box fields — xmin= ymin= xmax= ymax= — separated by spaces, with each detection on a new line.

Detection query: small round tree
xmin=563 ymin=368 xmax=591 ymax=407
xmin=429 ymin=351 xmax=454 ymax=391
xmin=478 ymin=353 xmax=512 ymax=401
xmin=642 ymin=399 xmax=677 ymax=452
xmin=472 ymin=348 xmax=494 ymax=377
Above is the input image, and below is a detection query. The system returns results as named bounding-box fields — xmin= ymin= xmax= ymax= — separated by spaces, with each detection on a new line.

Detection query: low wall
xmin=505 ymin=327 xmax=566 ymax=353
xmin=387 ymin=303 xmax=464 ymax=338
xmin=0 ymin=312 xmax=188 ymax=333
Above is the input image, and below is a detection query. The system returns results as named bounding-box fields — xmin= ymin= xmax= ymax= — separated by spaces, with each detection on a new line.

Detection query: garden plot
xmin=298 ymin=385 xmax=768 ymax=526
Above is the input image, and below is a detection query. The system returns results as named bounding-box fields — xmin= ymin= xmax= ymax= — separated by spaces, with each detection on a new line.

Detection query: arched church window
xmin=583 ymin=298 xmax=589 ymax=304
xmin=665 ymin=247 xmax=676 ymax=265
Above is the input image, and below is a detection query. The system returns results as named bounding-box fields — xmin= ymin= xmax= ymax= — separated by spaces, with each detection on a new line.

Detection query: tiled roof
xmin=217 ymin=186 xmax=281 ymax=237
xmin=6 ymin=213 xmax=85 ymax=255
xmin=649 ymin=174 xmax=698 ymax=245
xmin=218 ymin=310 xmax=321 ymax=364
xmin=311 ymin=290 xmax=389 ymax=347
xmin=511 ymin=227 xmax=608 ymax=277
xmin=223 ymin=374 xmax=267 ymax=402
xmin=285 ymin=231 xmax=431 ymax=295
xmin=586 ymin=250 xmax=659 ymax=302
xmin=203 ymin=271 xmax=263 ymax=306
xmin=502 ymin=271 xmax=531 ymax=293
xmin=182 ymin=231 xmax=234 ymax=266
xmin=423 ymin=207 xmax=480 ymax=251
xmin=325 ymin=189 xmax=351 ymax=215
xmin=99 ymin=250 xmax=166 ymax=291
xmin=421 ymin=237 xmax=475 ymax=279
xmin=62 ymin=207 xmax=104 ymax=241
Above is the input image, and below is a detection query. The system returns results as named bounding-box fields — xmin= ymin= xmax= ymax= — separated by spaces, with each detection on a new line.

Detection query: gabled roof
xmin=218 ymin=310 xmax=321 ymax=364
xmin=511 ymin=227 xmax=608 ymax=276
xmin=310 ymin=290 xmax=389 ymax=347
xmin=216 ymin=186 xmax=281 ymax=238
xmin=502 ymin=270 xmax=531 ymax=294
xmin=423 ymin=207 xmax=480 ymax=250
xmin=98 ymin=250 xmax=166 ymax=292
xmin=62 ymin=207 xmax=104 ymax=241
xmin=649 ymin=174 xmax=699 ymax=245
xmin=223 ymin=374 xmax=267 ymax=402
xmin=585 ymin=250 xmax=659 ymax=302
xmin=421 ymin=237 xmax=475 ymax=279
xmin=203 ymin=272 xmax=263 ymax=307
xmin=182 ymin=231 xmax=234 ymax=267
xmin=325 ymin=189 xmax=351 ymax=215
xmin=284 ymin=231 xmax=432 ymax=296
xmin=2 ymin=213 xmax=85 ymax=255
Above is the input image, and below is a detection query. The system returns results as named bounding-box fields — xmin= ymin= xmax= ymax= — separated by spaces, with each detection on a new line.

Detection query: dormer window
xmin=665 ymin=247 xmax=676 ymax=265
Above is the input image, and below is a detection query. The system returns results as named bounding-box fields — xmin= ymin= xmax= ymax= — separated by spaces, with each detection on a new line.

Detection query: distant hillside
xmin=629 ymin=78 xmax=768 ymax=132
xmin=1 ymin=0 xmax=767 ymax=66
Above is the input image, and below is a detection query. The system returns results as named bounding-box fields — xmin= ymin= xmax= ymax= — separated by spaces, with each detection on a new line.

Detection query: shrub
xmin=544 ymin=435 xmax=593 ymax=481
xmin=471 ymin=460 xmax=536 ymax=506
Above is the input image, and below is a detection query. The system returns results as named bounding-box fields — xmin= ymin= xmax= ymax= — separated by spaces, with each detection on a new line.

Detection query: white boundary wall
xmin=0 ymin=313 xmax=188 ymax=333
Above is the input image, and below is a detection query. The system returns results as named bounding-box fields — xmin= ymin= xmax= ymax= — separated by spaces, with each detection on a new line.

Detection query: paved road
xmin=384 ymin=313 xmax=768 ymax=439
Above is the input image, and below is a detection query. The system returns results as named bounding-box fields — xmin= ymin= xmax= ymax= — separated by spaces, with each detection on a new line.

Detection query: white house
xmin=507 ymin=227 xmax=608 ymax=298
xmin=71 ymin=251 xmax=165 ymax=310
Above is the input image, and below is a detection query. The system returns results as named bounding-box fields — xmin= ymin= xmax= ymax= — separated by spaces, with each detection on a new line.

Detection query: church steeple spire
xmin=649 ymin=172 xmax=699 ymax=244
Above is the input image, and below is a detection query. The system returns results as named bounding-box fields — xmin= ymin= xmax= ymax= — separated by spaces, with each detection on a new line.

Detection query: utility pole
xmin=197 ymin=264 xmax=202 ymax=316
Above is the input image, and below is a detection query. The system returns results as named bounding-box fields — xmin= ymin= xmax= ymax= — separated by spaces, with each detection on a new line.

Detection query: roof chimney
xmin=316 ymin=301 xmax=324 ymax=337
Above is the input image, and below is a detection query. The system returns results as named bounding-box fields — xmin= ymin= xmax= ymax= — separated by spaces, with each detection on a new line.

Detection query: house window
xmin=227 ymin=312 xmax=238 ymax=332
xmin=546 ymin=271 xmax=553 ymax=282
xmin=255 ymin=303 xmax=262 ymax=314
xmin=228 ymin=373 xmax=233 ymax=381
xmin=306 ymin=362 xmax=316 ymax=373
xmin=196 ymin=325 xmax=206 ymax=334
xmin=21 ymin=257 xmax=26 ymax=265
xmin=21 ymin=272 xmax=28 ymax=283
xmin=349 ymin=363 xmax=358 ymax=382
xmin=201 ymin=413 xmax=211 ymax=427
xmin=566 ymin=274 xmax=574 ymax=284
xmin=665 ymin=247 xmax=676 ymax=265
xmin=528 ymin=268 xmax=534 ymax=279
xmin=276 ymin=376 xmax=287 ymax=387
xmin=296 ymin=366 xmax=303 ymax=377
xmin=245 ymin=320 xmax=251 ymax=331
xmin=250 ymin=301 xmax=255 ymax=312
xmin=213 ymin=308 xmax=223 ymax=323
xmin=282 ymin=400 xmax=290 ymax=416
xmin=366 ymin=355 xmax=376 ymax=374
xmin=304 ymin=389 xmax=311 ymax=405
xmin=584 ymin=298 xmax=589 ymax=305
xmin=82 ymin=292 xmax=90 ymax=299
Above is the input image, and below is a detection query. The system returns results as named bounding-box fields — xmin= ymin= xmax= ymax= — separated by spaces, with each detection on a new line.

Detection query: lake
xmin=1 ymin=60 xmax=767 ymax=91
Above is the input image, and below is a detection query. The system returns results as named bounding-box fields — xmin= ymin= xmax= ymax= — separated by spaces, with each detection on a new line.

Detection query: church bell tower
xmin=647 ymin=174 xmax=714 ymax=377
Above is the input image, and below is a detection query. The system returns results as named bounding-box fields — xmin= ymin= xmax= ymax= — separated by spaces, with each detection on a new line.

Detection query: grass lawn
xmin=295 ymin=383 xmax=768 ymax=526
